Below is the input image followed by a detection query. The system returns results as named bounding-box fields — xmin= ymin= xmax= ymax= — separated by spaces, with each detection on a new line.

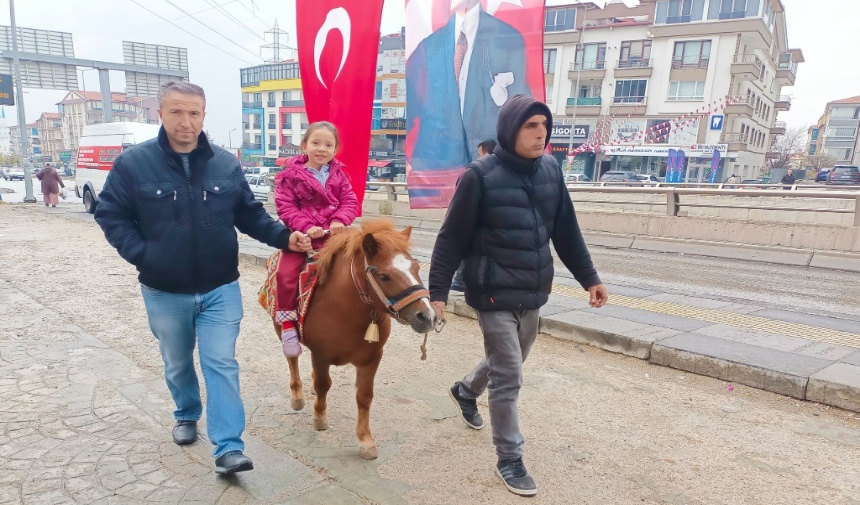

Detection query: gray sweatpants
xmin=458 ymin=309 xmax=540 ymax=461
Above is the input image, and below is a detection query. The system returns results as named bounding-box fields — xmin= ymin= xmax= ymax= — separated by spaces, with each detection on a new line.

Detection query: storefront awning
xmin=367 ymin=160 xmax=391 ymax=168
xmin=275 ymin=157 xmax=290 ymax=167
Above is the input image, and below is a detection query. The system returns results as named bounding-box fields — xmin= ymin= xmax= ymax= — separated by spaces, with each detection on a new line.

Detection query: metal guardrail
xmin=367 ymin=181 xmax=860 ymax=226
xmin=569 ymin=184 xmax=860 ymax=226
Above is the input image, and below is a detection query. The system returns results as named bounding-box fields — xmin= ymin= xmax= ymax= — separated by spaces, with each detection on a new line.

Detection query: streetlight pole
xmin=566 ymin=3 xmax=589 ymax=172
xmin=10 ymin=0 xmax=36 ymax=203
xmin=228 ymin=128 xmax=236 ymax=149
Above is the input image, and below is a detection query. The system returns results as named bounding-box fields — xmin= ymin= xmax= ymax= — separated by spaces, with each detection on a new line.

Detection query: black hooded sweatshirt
xmin=429 ymin=94 xmax=601 ymax=311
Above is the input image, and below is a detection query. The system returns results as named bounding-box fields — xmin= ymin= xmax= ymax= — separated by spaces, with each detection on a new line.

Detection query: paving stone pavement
xmin=3 ymin=204 xmax=860 ymax=504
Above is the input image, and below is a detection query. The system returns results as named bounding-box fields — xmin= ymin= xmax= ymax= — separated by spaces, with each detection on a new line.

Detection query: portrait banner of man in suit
xmin=405 ymin=0 xmax=547 ymax=209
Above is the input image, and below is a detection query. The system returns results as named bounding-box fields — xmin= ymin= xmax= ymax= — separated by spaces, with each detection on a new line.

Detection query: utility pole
xmin=566 ymin=3 xmax=589 ymax=172
xmin=10 ymin=0 xmax=36 ymax=202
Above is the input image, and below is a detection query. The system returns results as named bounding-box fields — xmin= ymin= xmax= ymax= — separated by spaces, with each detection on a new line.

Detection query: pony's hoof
xmin=359 ymin=444 xmax=378 ymax=460
xmin=291 ymin=397 xmax=305 ymax=411
xmin=313 ymin=418 xmax=328 ymax=431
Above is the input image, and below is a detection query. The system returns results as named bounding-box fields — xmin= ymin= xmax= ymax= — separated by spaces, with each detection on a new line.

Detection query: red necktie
xmin=454 ymin=31 xmax=468 ymax=83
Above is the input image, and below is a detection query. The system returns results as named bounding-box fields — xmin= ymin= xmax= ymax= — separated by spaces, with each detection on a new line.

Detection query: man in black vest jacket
xmin=429 ymin=94 xmax=608 ymax=496
xmin=95 ymin=82 xmax=311 ymax=475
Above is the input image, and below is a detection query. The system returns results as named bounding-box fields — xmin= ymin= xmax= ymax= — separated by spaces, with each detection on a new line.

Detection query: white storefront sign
xmin=602 ymin=144 xmax=728 ymax=157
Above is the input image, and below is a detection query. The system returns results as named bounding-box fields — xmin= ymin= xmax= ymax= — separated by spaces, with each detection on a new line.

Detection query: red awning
xmin=275 ymin=157 xmax=289 ymax=167
xmin=367 ymin=160 xmax=391 ymax=168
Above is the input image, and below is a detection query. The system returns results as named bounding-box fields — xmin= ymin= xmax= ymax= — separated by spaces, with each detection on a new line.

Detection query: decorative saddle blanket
xmin=257 ymin=250 xmax=320 ymax=339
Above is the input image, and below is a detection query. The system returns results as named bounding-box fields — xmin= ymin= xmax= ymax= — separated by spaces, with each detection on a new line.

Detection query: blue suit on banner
xmin=407 ymin=5 xmax=531 ymax=172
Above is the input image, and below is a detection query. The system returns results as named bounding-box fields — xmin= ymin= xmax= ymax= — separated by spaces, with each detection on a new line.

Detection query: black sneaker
xmin=172 ymin=420 xmax=197 ymax=445
xmin=215 ymin=451 xmax=254 ymax=475
xmin=496 ymin=458 xmax=537 ymax=496
xmin=448 ymin=382 xmax=483 ymax=430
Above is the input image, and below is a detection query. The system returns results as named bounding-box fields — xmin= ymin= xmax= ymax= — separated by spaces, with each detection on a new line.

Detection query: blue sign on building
xmin=709 ymin=115 xmax=724 ymax=131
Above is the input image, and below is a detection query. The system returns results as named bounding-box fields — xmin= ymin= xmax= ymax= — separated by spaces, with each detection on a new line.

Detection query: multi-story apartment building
xmin=371 ymin=28 xmax=407 ymax=179
xmin=35 ymin=113 xmax=64 ymax=164
xmin=239 ymin=60 xmax=306 ymax=165
xmin=238 ymin=28 xmax=407 ymax=177
xmin=806 ymin=96 xmax=860 ymax=167
xmin=9 ymin=123 xmax=41 ymax=161
xmin=544 ymin=0 xmax=802 ymax=182
xmin=54 ymin=91 xmax=159 ymax=161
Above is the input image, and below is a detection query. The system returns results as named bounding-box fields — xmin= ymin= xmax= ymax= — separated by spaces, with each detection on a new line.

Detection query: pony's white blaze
xmin=392 ymin=253 xmax=436 ymax=319
xmin=392 ymin=254 xmax=420 ymax=285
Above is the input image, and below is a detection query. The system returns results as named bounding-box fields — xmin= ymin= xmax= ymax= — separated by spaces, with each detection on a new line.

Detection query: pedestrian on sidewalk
xmin=781 ymin=169 xmax=796 ymax=190
xmin=451 ymin=139 xmax=497 ymax=293
xmin=36 ymin=163 xmax=64 ymax=207
xmin=429 ymin=94 xmax=608 ymax=497
xmin=94 ymin=81 xmax=311 ymax=476
xmin=269 ymin=121 xmax=358 ymax=358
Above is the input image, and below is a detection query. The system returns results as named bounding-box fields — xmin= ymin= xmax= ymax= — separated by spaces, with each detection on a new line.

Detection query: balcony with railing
xmin=242 ymin=142 xmax=262 ymax=151
xmin=718 ymin=9 xmax=748 ymax=20
xmin=775 ymin=95 xmax=792 ymax=111
xmin=242 ymin=122 xmax=250 ymax=129
xmin=609 ymin=96 xmax=647 ymax=115
xmin=568 ymin=61 xmax=607 ymax=79
xmin=267 ymin=101 xmax=276 ymax=107
xmin=731 ymin=53 xmax=762 ymax=80
xmin=252 ymin=122 xmax=262 ymax=130
xmin=615 ymin=59 xmax=653 ymax=78
xmin=564 ymin=96 xmax=602 ymax=116
xmin=242 ymin=101 xmax=263 ymax=109
xmin=267 ymin=123 xmax=276 ymax=129
xmin=720 ymin=133 xmax=749 ymax=151
xmin=725 ymin=95 xmax=754 ymax=116
xmin=671 ymin=56 xmax=710 ymax=70
xmin=281 ymin=100 xmax=305 ymax=107
xmin=776 ymin=56 xmax=798 ymax=85
xmin=770 ymin=121 xmax=787 ymax=135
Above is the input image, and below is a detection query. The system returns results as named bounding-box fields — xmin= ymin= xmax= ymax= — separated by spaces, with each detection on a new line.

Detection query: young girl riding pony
xmin=271 ymin=121 xmax=359 ymax=358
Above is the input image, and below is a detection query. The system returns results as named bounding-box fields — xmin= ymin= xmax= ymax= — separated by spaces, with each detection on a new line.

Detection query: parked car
xmin=600 ymin=171 xmax=641 ymax=184
xmin=245 ymin=174 xmax=271 ymax=201
xmin=564 ymin=173 xmax=591 ymax=183
xmin=3 ymin=167 xmax=25 ymax=181
xmin=636 ymin=174 xmax=660 ymax=185
xmin=815 ymin=168 xmax=832 ymax=182
xmin=826 ymin=165 xmax=860 ymax=186
xmin=740 ymin=179 xmax=765 ymax=189
xmin=366 ymin=174 xmax=380 ymax=191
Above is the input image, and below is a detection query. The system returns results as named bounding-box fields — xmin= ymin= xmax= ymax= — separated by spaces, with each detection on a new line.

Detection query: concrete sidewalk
xmin=239 ymin=237 xmax=860 ymax=414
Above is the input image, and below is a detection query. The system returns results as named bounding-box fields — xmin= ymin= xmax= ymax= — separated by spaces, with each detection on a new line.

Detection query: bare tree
xmin=805 ymin=152 xmax=836 ymax=171
xmin=768 ymin=125 xmax=807 ymax=169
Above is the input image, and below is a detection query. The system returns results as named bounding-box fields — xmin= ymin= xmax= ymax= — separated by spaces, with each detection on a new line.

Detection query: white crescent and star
xmin=313 ymin=7 xmax=352 ymax=89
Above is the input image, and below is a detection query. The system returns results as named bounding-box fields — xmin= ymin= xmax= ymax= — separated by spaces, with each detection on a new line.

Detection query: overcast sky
xmin=2 ymin=0 xmax=856 ymax=147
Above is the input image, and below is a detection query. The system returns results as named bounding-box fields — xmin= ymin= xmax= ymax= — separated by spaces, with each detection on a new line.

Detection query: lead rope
xmin=422 ymin=316 xmax=447 ymax=361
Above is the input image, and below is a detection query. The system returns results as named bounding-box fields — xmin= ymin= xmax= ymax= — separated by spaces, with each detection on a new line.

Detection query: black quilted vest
xmin=463 ymin=152 xmax=563 ymax=311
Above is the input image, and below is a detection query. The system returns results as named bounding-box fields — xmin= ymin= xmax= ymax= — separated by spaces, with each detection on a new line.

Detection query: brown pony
xmin=273 ymin=220 xmax=437 ymax=459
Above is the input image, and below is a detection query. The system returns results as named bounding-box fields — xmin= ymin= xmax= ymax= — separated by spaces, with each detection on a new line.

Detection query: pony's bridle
xmin=350 ymin=254 xmax=430 ymax=324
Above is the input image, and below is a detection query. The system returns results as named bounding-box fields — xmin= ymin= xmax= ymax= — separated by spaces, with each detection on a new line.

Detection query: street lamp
xmin=567 ymin=3 xmax=590 ymax=171
xmin=228 ymin=128 xmax=237 ymax=149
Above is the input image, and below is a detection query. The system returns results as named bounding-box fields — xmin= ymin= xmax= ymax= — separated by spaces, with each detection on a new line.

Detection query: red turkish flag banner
xmin=296 ymin=1 xmax=384 ymax=213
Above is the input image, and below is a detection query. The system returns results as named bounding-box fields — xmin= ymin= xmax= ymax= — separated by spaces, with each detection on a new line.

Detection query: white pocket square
xmin=490 ymin=72 xmax=515 ymax=106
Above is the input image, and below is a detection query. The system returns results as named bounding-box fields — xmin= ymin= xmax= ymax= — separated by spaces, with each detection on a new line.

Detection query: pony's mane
xmin=316 ymin=219 xmax=410 ymax=284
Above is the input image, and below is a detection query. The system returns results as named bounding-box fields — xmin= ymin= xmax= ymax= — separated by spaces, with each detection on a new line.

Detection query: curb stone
xmin=238 ymin=252 xmax=860 ymax=414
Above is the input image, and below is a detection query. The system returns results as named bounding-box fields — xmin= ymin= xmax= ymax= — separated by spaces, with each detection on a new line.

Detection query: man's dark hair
xmin=478 ymin=140 xmax=497 ymax=154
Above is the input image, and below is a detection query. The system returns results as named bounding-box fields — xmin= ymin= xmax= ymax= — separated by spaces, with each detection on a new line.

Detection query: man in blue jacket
xmin=95 ymin=81 xmax=311 ymax=475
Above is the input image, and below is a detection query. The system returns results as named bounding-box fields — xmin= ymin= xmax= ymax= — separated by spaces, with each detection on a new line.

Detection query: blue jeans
xmin=140 ymin=281 xmax=245 ymax=458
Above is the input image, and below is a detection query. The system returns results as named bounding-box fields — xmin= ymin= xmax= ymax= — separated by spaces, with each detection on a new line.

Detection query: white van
xmin=75 ymin=122 xmax=161 ymax=213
